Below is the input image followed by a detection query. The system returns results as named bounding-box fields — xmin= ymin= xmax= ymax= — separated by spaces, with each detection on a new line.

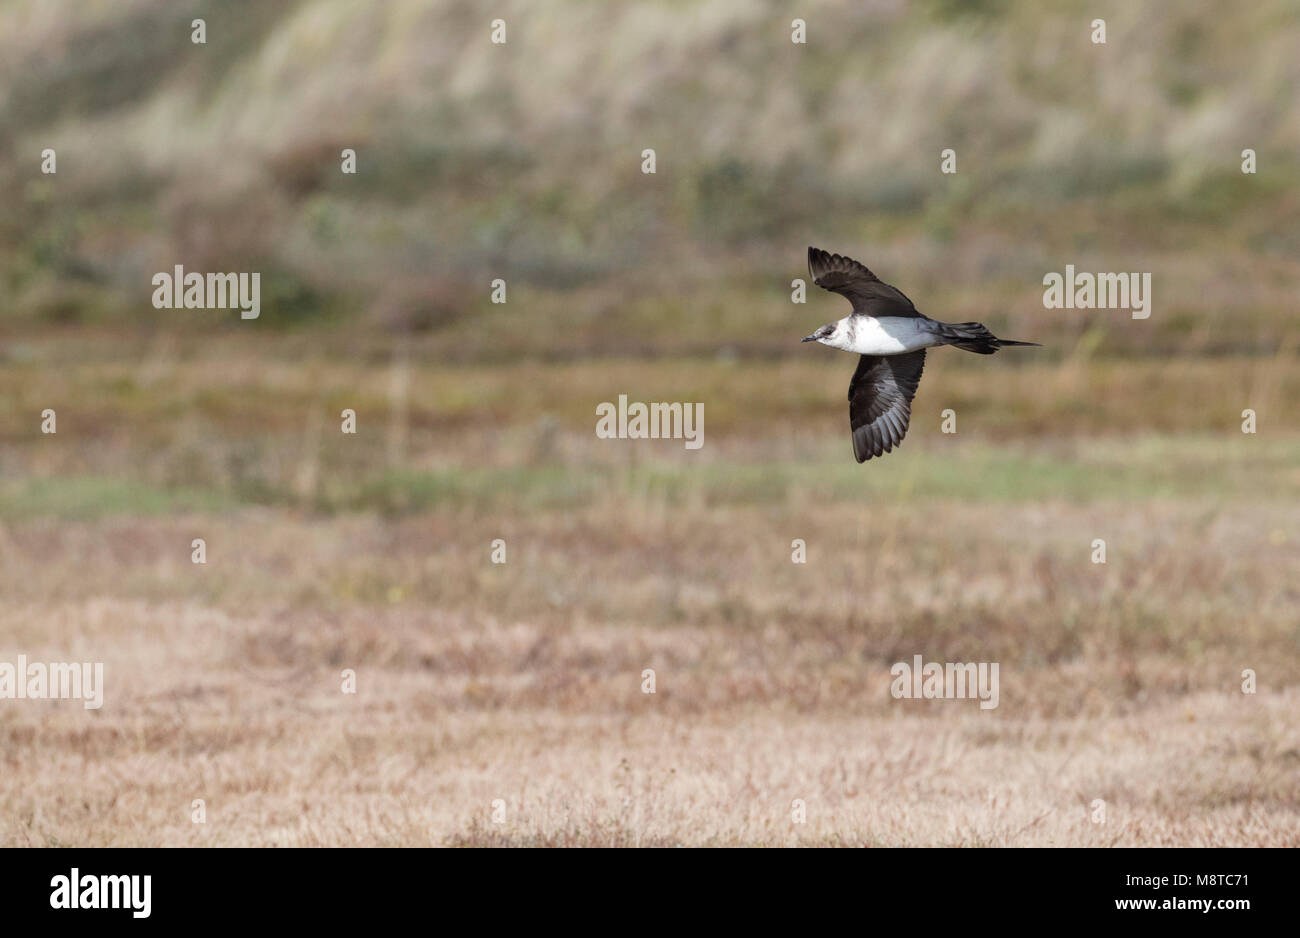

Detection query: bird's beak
xmin=800 ymin=333 xmax=818 ymax=342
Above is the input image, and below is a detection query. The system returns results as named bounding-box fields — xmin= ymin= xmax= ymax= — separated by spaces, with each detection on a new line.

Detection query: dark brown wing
xmin=808 ymin=246 xmax=920 ymax=318
xmin=847 ymin=350 xmax=926 ymax=462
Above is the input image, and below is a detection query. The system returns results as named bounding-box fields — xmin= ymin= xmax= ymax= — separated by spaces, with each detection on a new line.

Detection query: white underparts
xmin=820 ymin=316 xmax=939 ymax=355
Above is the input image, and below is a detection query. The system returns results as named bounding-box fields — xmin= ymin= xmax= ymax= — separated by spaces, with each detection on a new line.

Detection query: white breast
xmin=841 ymin=316 xmax=938 ymax=355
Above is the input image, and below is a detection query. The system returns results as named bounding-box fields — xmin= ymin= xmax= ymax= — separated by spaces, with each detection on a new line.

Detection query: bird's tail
xmin=935 ymin=321 xmax=1041 ymax=355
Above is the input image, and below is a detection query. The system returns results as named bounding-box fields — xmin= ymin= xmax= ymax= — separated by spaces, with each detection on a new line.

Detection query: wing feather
xmin=808 ymin=246 xmax=921 ymax=318
xmin=847 ymin=350 xmax=926 ymax=462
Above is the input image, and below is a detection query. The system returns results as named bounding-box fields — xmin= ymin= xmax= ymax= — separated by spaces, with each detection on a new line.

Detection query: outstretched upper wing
xmin=847 ymin=350 xmax=926 ymax=462
xmin=808 ymin=246 xmax=920 ymax=318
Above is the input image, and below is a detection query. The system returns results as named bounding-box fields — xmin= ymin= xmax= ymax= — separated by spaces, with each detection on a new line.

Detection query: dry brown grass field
xmin=1 ymin=339 xmax=1296 ymax=846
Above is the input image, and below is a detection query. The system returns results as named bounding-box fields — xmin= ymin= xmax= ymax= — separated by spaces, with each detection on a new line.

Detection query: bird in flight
xmin=802 ymin=246 xmax=1039 ymax=462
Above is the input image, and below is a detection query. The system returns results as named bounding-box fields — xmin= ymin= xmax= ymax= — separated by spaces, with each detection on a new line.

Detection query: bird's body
xmin=814 ymin=314 xmax=941 ymax=355
xmin=802 ymin=246 xmax=1040 ymax=462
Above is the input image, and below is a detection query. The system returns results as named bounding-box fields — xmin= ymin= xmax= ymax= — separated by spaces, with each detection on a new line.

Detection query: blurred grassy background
xmin=2 ymin=0 xmax=1298 ymax=348
xmin=2 ymin=0 xmax=1299 ymax=848
xmin=1 ymin=0 xmax=1298 ymax=514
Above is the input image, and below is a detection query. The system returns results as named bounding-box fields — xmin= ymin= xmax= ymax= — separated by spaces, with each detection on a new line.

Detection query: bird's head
xmin=801 ymin=321 xmax=841 ymax=347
